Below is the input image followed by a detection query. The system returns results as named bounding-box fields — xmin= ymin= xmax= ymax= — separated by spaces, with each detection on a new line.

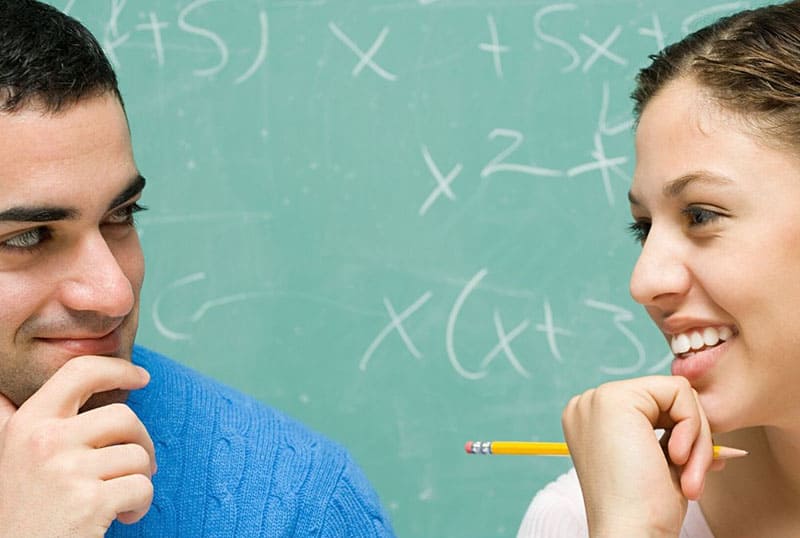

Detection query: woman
xmin=519 ymin=1 xmax=800 ymax=536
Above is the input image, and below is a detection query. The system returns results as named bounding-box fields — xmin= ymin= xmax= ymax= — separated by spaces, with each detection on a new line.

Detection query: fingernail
xmin=136 ymin=365 xmax=150 ymax=381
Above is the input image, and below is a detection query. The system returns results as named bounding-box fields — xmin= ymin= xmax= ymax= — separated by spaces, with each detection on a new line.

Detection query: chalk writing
xmin=585 ymin=299 xmax=646 ymax=376
xmin=479 ymin=15 xmax=509 ymax=78
xmin=328 ymin=23 xmax=398 ymax=81
xmin=419 ymin=146 xmax=462 ymax=216
xmin=152 ymin=272 xmax=269 ymax=341
xmin=179 ymin=0 xmax=229 ymax=77
xmin=152 ymin=272 xmax=206 ymax=341
xmin=481 ymin=310 xmax=532 ymax=378
xmin=68 ymin=1 xmax=741 ymax=89
xmin=534 ymin=4 xmax=581 ymax=73
xmin=135 ymin=12 xmax=168 ymax=66
xmin=102 ymin=0 xmax=130 ymax=68
xmin=567 ymin=131 xmax=628 ymax=206
xmin=481 ymin=129 xmax=563 ymax=179
xmin=359 ymin=292 xmax=433 ymax=371
xmin=579 ymin=24 xmax=625 ymax=73
xmin=638 ymin=13 xmax=666 ymax=51
xmin=420 ymin=82 xmax=632 ymax=214
xmin=91 ymin=0 xmax=268 ymax=82
xmin=235 ymin=11 xmax=269 ymax=84
xmin=356 ymin=269 xmax=668 ymax=380
xmin=567 ymin=81 xmax=633 ymax=205
xmin=535 ymin=299 xmax=572 ymax=362
xmin=447 ymin=269 xmax=491 ymax=380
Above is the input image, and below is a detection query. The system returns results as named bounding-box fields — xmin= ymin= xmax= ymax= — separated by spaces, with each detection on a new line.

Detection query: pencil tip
xmin=716 ymin=446 xmax=749 ymax=459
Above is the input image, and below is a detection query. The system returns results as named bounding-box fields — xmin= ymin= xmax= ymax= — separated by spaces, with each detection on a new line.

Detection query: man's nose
xmin=57 ymin=231 xmax=135 ymax=318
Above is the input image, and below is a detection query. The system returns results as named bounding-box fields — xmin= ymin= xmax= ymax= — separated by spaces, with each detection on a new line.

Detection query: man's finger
xmin=85 ymin=443 xmax=154 ymax=481
xmin=71 ymin=403 xmax=156 ymax=475
xmin=103 ymin=474 xmax=154 ymax=525
xmin=21 ymin=356 xmax=148 ymax=419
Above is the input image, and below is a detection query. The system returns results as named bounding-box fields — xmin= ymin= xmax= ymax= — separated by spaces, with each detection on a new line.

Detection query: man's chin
xmin=79 ymin=388 xmax=130 ymax=412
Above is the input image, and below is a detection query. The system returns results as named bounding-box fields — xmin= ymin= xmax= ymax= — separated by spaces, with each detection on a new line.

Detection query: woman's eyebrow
xmin=662 ymin=171 xmax=733 ymax=197
xmin=628 ymin=171 xmax=734 ymax=206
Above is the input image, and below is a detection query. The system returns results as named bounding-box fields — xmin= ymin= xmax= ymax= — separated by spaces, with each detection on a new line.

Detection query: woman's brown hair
xmin=632 ymin=1 xmax=800 ymax=146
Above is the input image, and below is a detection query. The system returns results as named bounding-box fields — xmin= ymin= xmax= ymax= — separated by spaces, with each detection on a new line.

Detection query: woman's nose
xmin=629 ymin=226 xmax=691 ymax=310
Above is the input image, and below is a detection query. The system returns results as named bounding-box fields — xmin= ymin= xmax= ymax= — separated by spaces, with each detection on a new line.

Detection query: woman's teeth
xmin=670 ymin=326 xmax=733 ymax=355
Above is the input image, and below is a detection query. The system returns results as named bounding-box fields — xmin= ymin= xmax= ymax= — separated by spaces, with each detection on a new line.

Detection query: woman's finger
xmin=678 ymin=390 xmax=715 ymax=499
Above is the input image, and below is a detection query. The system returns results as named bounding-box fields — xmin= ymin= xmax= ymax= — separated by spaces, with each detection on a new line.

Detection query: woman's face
xmin=629 ymin=77 xmax=800 ymax=433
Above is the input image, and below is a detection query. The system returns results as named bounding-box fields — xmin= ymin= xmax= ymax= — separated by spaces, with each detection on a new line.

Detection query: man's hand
xmin=0 ymin=355 xmax=156 ymax=537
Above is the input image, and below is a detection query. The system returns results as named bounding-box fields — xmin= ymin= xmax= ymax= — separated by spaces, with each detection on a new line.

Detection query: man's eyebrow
xmin=0 ymin=206 xmax=77 ymax=222
xmin=627 ymin=171 xmax=734 ymax=206
xmin=108 ymin=174 xmax=146 ymax=211
xmin=0 ymin=174 xmax=146 ymax=224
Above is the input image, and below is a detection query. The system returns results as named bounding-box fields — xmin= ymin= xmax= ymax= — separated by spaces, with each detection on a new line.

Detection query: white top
xmin=517 ymin=468 xmax=714 ymax=538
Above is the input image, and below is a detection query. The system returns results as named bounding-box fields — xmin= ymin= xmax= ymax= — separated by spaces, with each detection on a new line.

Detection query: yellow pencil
xmin=464 ymin=440 xmax=748 ymax=460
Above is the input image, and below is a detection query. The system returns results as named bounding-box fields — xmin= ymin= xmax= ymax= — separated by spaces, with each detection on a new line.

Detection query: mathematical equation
xmin=357 ymin=268 xmax=672 ymax=380
xmin=420 ymin=81 xmax=631 ymax=212
xmin=116 ymin=0 xmax=740 ymax=384
xmin=62 ymin=1 xmax=748 ymax=85
xmin=148 ymin=268 xmax=672 ymax=381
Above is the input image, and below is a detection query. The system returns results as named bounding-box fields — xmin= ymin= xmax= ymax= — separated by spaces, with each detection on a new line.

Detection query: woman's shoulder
xmin=516 ymin=468 xmax=714 ymax=538
xmin=516 ymin=468 xmax=588 ymax=538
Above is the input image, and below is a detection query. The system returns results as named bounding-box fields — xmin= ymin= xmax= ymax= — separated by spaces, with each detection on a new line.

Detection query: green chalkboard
xmin=49 ymin=1 xmax=770 ymax=536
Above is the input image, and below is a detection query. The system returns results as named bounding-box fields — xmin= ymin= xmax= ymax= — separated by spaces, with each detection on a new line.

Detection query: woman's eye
xmin=1 ymin=227 xmax=48 ymax=251
xmin=682 ymin=206 xmax=721 ymax=227
xmin=627 ymin=220 xmax=650 ymax=244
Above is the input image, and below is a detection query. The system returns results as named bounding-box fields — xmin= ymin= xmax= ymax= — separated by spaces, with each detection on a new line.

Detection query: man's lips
xmin=35 ymin=328 xmax=123 ymax=356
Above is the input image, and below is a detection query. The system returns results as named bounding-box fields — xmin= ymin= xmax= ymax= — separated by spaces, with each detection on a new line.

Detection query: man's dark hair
xmin=0 ymin=0 xmax=122 ymax=113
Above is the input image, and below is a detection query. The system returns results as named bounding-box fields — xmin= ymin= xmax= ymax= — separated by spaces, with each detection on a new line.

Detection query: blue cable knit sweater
xmin=106 ymin=346 xmax=395 ymax=537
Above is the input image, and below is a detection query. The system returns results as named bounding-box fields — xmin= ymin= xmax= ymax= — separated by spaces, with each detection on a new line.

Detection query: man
xmin=0 ymin=1 xmax=395 ymax=536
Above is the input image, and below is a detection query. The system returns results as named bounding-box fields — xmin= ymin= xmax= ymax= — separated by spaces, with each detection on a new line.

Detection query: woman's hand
xmin=562 ymin=376 xmax=719 ymax=537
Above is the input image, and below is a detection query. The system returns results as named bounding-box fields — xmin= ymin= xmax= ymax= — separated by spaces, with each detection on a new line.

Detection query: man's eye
xmin=106 ymin=202 xmax=146 ymax=225
xmin=627 ymin=220 xmax=650 ymax=244
xmin=1 ymin=227 xmax=48 ymax=251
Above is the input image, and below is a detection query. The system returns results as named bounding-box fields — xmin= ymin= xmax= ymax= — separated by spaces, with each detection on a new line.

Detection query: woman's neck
xmin=700 ymin=427 xmax=800 ymax=537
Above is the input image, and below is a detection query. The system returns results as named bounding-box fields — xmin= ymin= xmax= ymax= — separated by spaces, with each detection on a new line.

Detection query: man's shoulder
xmin=129 ymin=345 xmax=344 ymax=456
xmin=119 ymin=346 xmax=395 ymax=537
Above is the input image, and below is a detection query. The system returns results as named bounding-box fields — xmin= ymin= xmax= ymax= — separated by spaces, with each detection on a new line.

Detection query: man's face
xmin=0 ymin=94 xmax=144 ymax=408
